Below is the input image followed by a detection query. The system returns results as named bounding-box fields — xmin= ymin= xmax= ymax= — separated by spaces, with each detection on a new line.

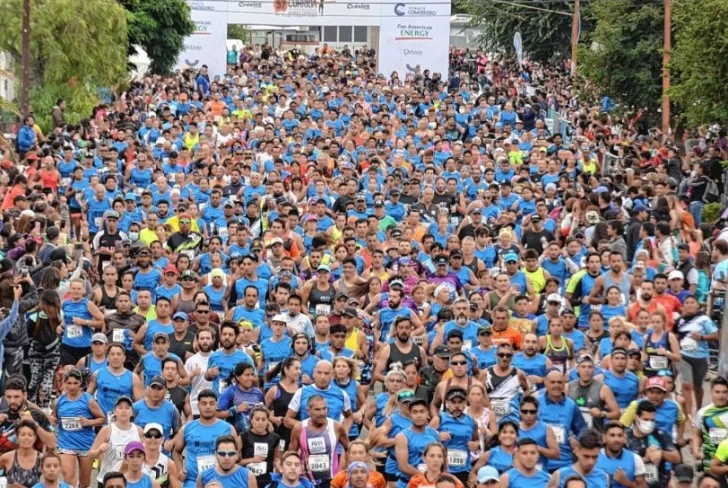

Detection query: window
xmin=339 ymin=26 xmax=352 ymax=42
xmin=286 ymin=34 xmax=316 ymax=43
xmin=354 ymin=26 xmax=367 ymax=43
xmin=323 ymin=26 xmax=337 ymax=42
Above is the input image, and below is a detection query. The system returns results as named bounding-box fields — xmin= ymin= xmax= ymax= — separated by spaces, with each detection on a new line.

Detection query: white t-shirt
xmin=185 ymin=353 xmax=212 ymax=416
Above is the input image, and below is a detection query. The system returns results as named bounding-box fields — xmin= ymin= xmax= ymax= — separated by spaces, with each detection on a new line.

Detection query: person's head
xmin=347 ymin=440 xmax=370 ymax=464
xmin=496 ymin=419 xmax=519 ymax=447
xmin=602 ymin=422 xmax=626 ymax=453
xmin=307 ymin=395 xmax=328 ymax=425
xmin=574 ymin=429 xmax=602 ymax=474
xmin=519 ymin=395 xmax=539 ymax=424
xmin=445 ymin=387 xmax=467 ymax=417
xmin=15 ymin=418 xmax=38 ymax=449
xmin=516 ymin=438 xmax=540 ymax=470
xmin=219 ymin=322 xmax=239 ymax=350
xmin=544 ymin=368 xmax=565 ymax=399
xmin=124 ymin=441 xmax=146 ymax=471
xmin=197 ymin=389 xmax=218 ymax=419
xmin=644 ymin=377 xmax=667 ymax=405
xmin=496 ymin=343 xmax=514 ymax=367
xmin=409 ymin=399 xmax=429 ymax=426
xmin=102 ymin=472 xmax=127 ymax=488
xmin=347 ymin=461 xmax=370 ymax=488
xmin=697 ymin=474 xmax=721 ymax=488
xmin=40 ymin=452 xmax=62 ymax=482
xmin=710 ymin=376 xmax=728 ymax=407
xmin=4 ymin=375 xmax=27 ymax=412
xmin=62 ymin=367 xmax=84 ymax=395
xmin=475 ymin=466 xmax=500 ymax=487
xmin=634 ymin=400 xmax=657 ymax=435
xmin=280 ymin=452 xmax=303 ymax=483
xmin=215 ymin=435 xmax=239 ymax=472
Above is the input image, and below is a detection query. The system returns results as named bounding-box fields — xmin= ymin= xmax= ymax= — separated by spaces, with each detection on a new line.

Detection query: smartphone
xmin=20 ymin=267 xmax=29 ymax=278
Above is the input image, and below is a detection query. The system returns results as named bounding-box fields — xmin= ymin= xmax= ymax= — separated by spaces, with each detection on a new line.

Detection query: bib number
xmin=308 ymin=454 xmax=330 ymax=472
xmin=112 ymin=329 xmax=125 ymax=343
xmin=579 ymin=408 xmax=593 ymax=429
xmin=413 ymin=334 xmax=426 ymax=345
xmin=95 ymin=217 xmax=103 ymax=228
xmin=254 ymin=442 xmax=269 ymax=457
xmin=315 ymin=304 xmax=331 ymax=316
xmin=462 ymin=340 xmax=472 ymax=351
xmin=644 ymin=463 xmax=658 ymax=483
xmin=279 ymin=439 xmax=286 ymax=451
xmin=649 ymin=356 xmax=668 ymax=370
xmin=0 ymin=476 xmax=7 ymax=488
xmin=491 ymin=401 xmax=509 ymax=417
xmin=447 ymin=449 xmax=467 ymax=467
xmin=680 ymin=337 xmax=698 ymax=352
xmin=61 ymin=417 xmax=82 ymax=431
xmin=114 ymin=445 xmax=125 ymax=460
xmin=67 ymin=325 xmax=83 ymax=339
xmin=307 ymin=437 xmax=326 ymax=454
xmin=549 ymin=424 xmax=566 ymax=444
xmin=218 ymin=380 xmax=228 ymax=394
xmin=709 ymin=428 xmax=728 ymax=445
xmin=248 ymin=462 xmax=267 ymax=475
xmin=197 ymin=455 xmax=216 ymax=473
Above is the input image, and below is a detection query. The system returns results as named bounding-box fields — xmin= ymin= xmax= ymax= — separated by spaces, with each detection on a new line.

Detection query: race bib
xmin=417 ymin=464 xmax=427 ymax=473
xmin=61 ymin=177 xmax=72 ymax=188
xmin=95 ymin=217 xmax=103 ymax=228
xmin=491 ymin=401 xmax=509 ymax=417
xmin=112 ymin=329 xmax=125 ymax=343
xmin=182 ymin=250 xmax=195 ymax=260
xmin=549 ymin=424 xmax=566 ymax=444
xmin=649 ymin=356 xmax=668 ymax=370
xmin=254 ymin=442 xmax=269 ymax=457
xmin=315 ymin=304 xmax=331 ymax=316
xmin=218 ymin=380 xmax=228 ymax=394
xmin=308 ymin=454 xmax=330 ymax=472
xmin=279 ymin=439 xmax=286 ymax=452
xmin=197 ymin=455 xmax=216 ymax=473
xmin=0 ymin=476 xmax=7 ymax=488
xmin=579 ymin=408 xmax=593 ymax=429
xmin=709 ymin=427 xmax=728 ymax=445
xmin=644 ymin=464 xmax=658 ymax=483
xmin=61 ymin=417 xmax=82 ymax=431
xmin=134 ymin=187 xmax=144 ymax=196
xmin=680 ymin=337 xmax=698 ymax=352
xmin=462 ymin=340 xmax=472 ymax=351
xmin=114 ymin=445 xmax=125 ymax=460
xmin=67 ymin=325 xmax=83 ymax=339
xmin=308 ymin=437 xmax=326 ymax=454
xmin=447 ymin=449 xmax=467 ymax=467
xmin=413 ymin=334 xmax=426 ymax=345
xmin=248 ymin=462 xmax=267 ymax=475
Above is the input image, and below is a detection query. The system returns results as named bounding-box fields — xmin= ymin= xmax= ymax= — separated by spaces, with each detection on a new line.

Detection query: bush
xmin=703 ymin=202 xmax=722 ymax=224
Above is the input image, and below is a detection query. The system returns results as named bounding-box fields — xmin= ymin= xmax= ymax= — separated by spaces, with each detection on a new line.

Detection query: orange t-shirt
xmin=331 ymin=470 xmax=386 ymax=488
xmin=492 ymin=326 xmax=523 ymax=350
xmin=408 ymin=473 xmax=464 ymax=488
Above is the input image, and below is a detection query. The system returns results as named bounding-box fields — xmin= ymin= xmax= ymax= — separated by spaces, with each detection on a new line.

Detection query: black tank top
xmin=308 ymin=283 xmax=336 ymax=315
xmin=463 ymin=256 xmax=481 ymax=275
xmin=241 ymin=431 xmax=280 ymax=486
xmin=386 ymin=341 xmax=422 ymax=371
xmin=100 ymin=285 xmax=120 ymax=311
xmin=272 ymin=382 xmax=296 ymax=449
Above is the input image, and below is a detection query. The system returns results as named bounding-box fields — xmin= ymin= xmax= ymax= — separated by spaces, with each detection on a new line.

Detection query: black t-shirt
xmin=168 ymin=330 xmax=196 ymax=361
xmin=332 ymin=195 xmax=353 ymax=214
xmin=521 ymin=229 xmax=555 ymax=255
xmin=625 ymin=427 xmax=674 ymax=488
xmin=241 ymin=430 xmax=281 ymax=485
xmin=165 ymin=385 xmax=188 ymax=416
xmin=0 ymin=400 xmax=53 ymax=454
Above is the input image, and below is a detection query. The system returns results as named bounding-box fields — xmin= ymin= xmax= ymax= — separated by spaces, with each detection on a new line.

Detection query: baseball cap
xmin=173 ymin=312 xmax=188 ymax=321
xmin=504 ymin=253 xmax=519 ymax=263
xmin=143 ymin=423 xmax=163 ymax=435
xmin=335 ymin=291 xmax=349 ymax=300
xmin=546 ymin=293 xmax=562 ymax=304
xmin=434 ymin=255 xmax=448 ymax=265
xmin=164 ymin=264 xmax=179 ymax=275
xmin=149 ymin=376 xmax=166 ymax=388
xmin=397 ymin=389 xmax=416 ymax=403
xmin=272 ymin=314 xmax=288 ymax=323
xmin=124 ymin=192 xmax=137 ymax=201
xmin=49 ymin=248 xmax=69 ymax=264
xmin=668 ymin=270 xmax=684 ymax=281
xmin=477 ymin=466 xmax=500 ymax=484
xmin=611 ymin=347 xmax=628 ymax=358
xmin=153 ymin=332 xmax=169 ymax=342
xmin=46 ymin=226 xmax=59 ymax=240
xmin=268 ymin=237 xmax=284 ymax=247
xmin=576 ymin=354 xmax=594 ymax=365
xmin=446 ymin=387 xmax=468 ymax=401
xmin=105 ymin=210 xmax=120 ymax=220
xmin=632 ymin=203 xmax=649 ymax=215
xmin=343 ymin=307 xmax=358 ymax=317
xmin=317 ymin=264 xmax=331 ymax=273
xmin=561 ymin=309 xmax=576 ymax=317
xmin=531 ymin=215 xmax=542 ymax=223
xmin=434 ymin=345 xmax=451 ymax=358
xmin=645 ymin=377 xmax=667 ymax=391
xmin=224 ymin=200 xmax=235 ymax=208
xmin=674 ymin=464 xmax=694 ymax=483
xmin=477 ymin=325 xmax=492 ymax=336
xmin=180 ymin=270 xmax=196 ymax=280
xmin=124 ymin=441 xmax=145 ymax=455
xmin=92 ymin=333 xmax=108 ymax=344
xmin=114 ymin=395 xmax=133 ymax=407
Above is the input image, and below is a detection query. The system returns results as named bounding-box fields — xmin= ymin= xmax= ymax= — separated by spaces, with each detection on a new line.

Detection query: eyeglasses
xmin=520 ymin=409 xmax=538 ymax=415
xmin=498 ymin=353 xmax=513 ymax=359
xmin=216 ymin=451 xmax=237 ymax=457
xmin=450 ymin=361 xmax=467 ymax=366
xmin=145 ymin=432 xmax=163 ymax=439
xmin=196 ymin=310 xmax=210 ymax=314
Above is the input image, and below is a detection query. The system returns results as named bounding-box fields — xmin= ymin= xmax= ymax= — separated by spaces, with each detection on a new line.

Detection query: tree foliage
xmin=578 ymin=0 xmax=663 ymax=116
xmin=0 ymin=0 xmax=128 ymax=130
xmin=228 ymin=25 xmax=250 ymax=42
xmin=124 ymin=0 xmax=194 ymax=76
xmin=671 ymin=0 xmax=728 ymax=126
xmin=458 ymin=0 xmax=575 ymax=62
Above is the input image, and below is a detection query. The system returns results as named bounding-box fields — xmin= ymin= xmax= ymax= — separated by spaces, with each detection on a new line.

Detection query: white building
xmin=0 ymin=50 xmax=16 ymax=102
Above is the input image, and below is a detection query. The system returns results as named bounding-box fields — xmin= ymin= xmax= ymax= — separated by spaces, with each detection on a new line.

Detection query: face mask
xmin=636 ymin=418 xmax=655 ymax=435
xmin=129 ymin=232 xmax=139 ymax=241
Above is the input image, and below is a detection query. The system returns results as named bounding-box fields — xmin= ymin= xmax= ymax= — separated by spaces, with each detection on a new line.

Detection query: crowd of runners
xmin=1 ymin=42 xmax=728 ymax=488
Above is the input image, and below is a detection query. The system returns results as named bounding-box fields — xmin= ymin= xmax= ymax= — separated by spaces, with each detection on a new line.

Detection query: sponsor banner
xmin=229 ymin=0 xmax=383 ymax=26
xmin=177 ymin=1 xmax=228 ymax=76
xmin=378 ymin=0 xmax=451 ymax=78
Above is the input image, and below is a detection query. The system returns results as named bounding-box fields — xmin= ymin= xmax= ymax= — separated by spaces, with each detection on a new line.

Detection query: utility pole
xmin=571 ymin=0 xmax=579 ymax=77
xmin=20 ymin=0 xmax=30 ymax=117
xmin=661 ymin=0 xmax=671 ymax=134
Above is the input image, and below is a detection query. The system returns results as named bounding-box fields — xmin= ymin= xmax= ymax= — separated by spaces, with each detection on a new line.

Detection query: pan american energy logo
xmin=395 ymin=23 xmax=433 ymax=41
xmin=274 ymin=0 xmax=335 ymax=17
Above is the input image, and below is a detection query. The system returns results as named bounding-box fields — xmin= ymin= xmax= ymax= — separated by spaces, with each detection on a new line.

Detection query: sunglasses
xmin=450 ymin=360 xmax=467 ymax=366
xmin=196 ymin=310 xmax=210 ymax=314
xmin=179 ymin=219 xmax=191 ymax=224
xmin=150 ymin=384 xmax=165 ymax=390
xmin=145 ymin=432 xmax=163 ymax=439
xmin=217 ymin=451 xmax=237 ymax=457
xmin=181 ymin=277 xmax=195 ymax=281
xmin=498 ymin=353 xmax=513 ymax=359
xmin=520 ymin=409 xmax=538 ymax=415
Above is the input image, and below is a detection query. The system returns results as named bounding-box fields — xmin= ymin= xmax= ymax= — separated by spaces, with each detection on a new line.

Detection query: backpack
xmin=703 ymin=178 xmax=720 ymax=204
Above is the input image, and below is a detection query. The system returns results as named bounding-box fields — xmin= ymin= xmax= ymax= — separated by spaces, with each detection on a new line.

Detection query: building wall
xmin=0 ymin=51 xmax=17 ymax=102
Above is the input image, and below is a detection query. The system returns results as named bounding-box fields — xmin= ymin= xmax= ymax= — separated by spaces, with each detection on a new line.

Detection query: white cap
xmin=547 ymin=293 xmax=562 ymax=303
xmin=668 ymin=270 xmax=684 ymax=280
xmin=268 ymin=237 xmax=284 ymax=247
xmin=155 ymin=137 xmax=165 ymax=145
xmin=144 ymin=423 xmax=163 ymax=434
xmin=271 ymin=314 xmax=288 ymax=323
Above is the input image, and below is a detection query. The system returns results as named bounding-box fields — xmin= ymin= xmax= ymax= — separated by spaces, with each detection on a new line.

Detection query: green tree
xmin=228 ymin=24 xmax=250 ymax=43
xmin=579 ymin=0 xmax=663 ymax=116
xmin=124 ymin=0 xmax=194 ymax=75
xmin=0 ymin=0 xmax=128 ymax=130
xmin=671 ymin=0 xmax=728 ymax=126
xmin=459 ymin=0 xmax=575 ymax=62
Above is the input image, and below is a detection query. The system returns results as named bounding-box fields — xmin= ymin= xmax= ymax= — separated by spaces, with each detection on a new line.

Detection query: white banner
xmin=177 ymin=2 xmax=228 ymax=77
xmin=378 ymin=1 xmax=451 ymax=79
